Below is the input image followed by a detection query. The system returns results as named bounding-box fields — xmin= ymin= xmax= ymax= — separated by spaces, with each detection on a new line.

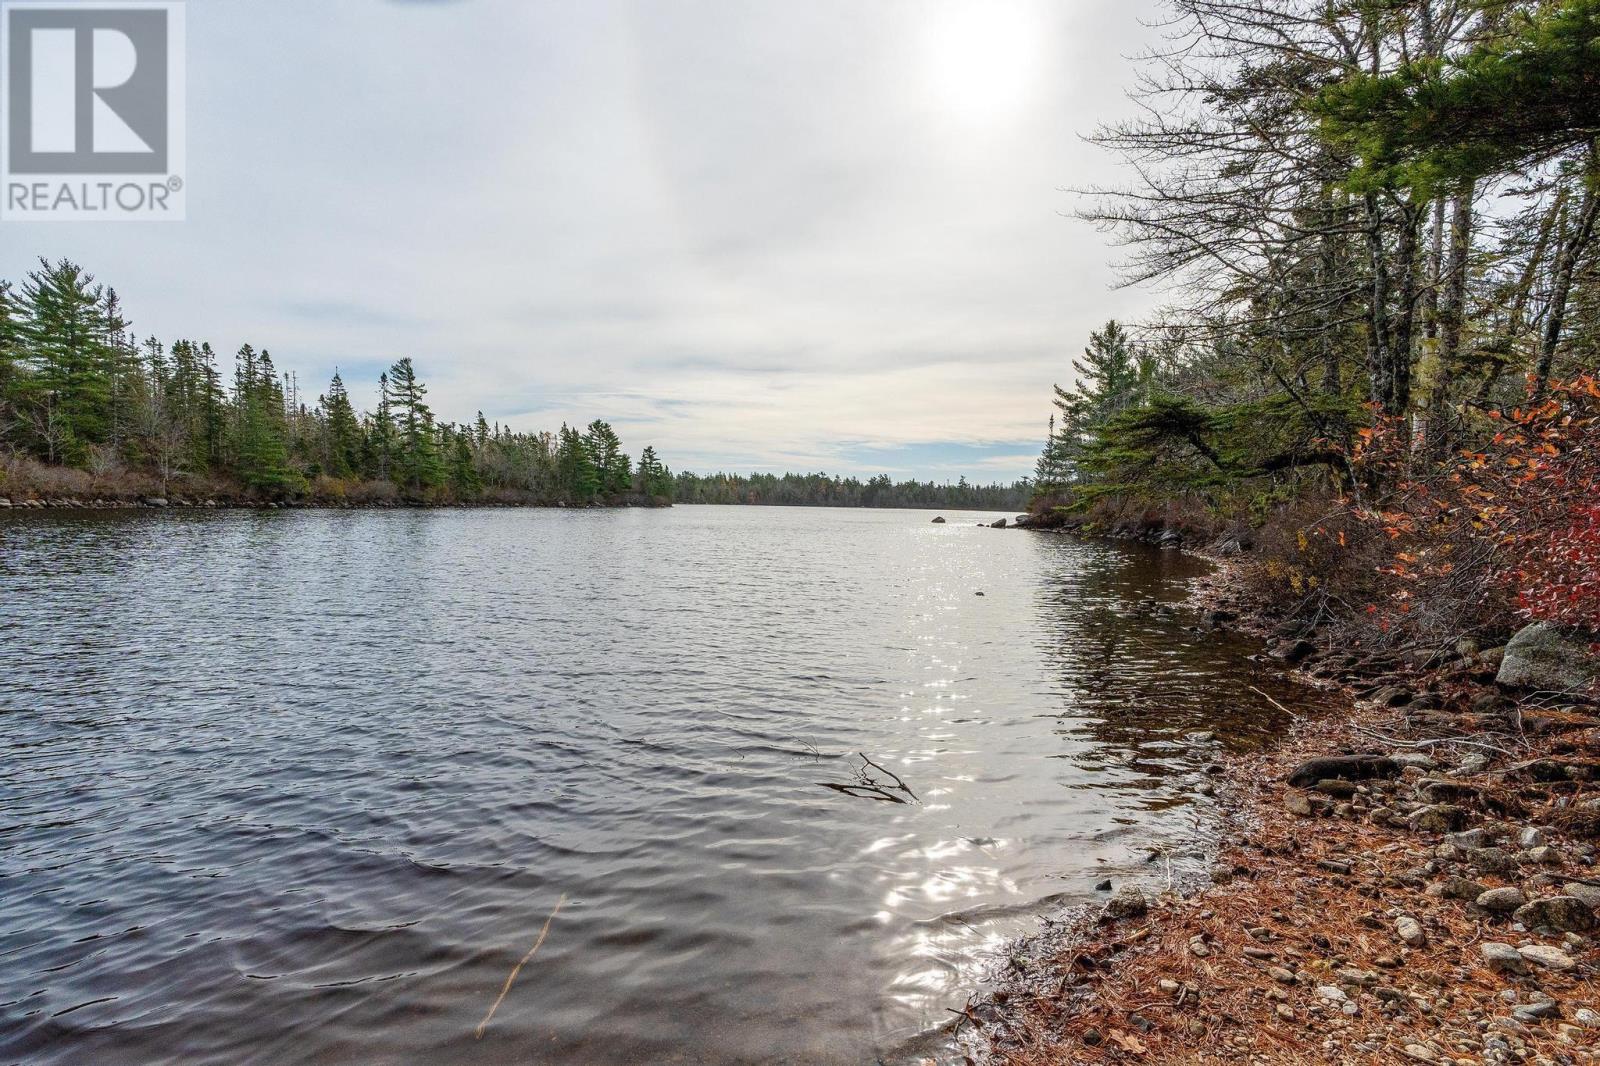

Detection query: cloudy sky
xmin=2 ymin=0 xmax=1163 ymax=481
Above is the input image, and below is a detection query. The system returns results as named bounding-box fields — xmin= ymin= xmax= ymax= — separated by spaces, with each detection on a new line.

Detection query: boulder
xmin=1286 ymin=755 xmax=1399 ymax=789
xmin=1511 ymin=895 xmax=1595 ymax=933
xmin=1496 ymin=622 xmax=1600 ymax=694
xmin=142 ymin=497 xmax=170 ymax=508
xmin=930 ymin=516 xmax=946 ymax=524
xmin=990 ymin=517 xmax=1008 ymax=529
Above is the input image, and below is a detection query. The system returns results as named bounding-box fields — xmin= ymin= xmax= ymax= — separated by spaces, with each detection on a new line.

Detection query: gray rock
xmin=1396 ymin=915 xmax=1426 ymax=946
xmin=1512 ymin=896 xmax=1595 ymax=933
xmin=1468 ymin=847 xmax=1518 ymax=875
xmin=930 ymin=516 xmax=945 ymax=524
xmin=1562 ymin=882 xmax=1600 ymax=910
xmin=1574 ymin=1007 xmax=1600 ymax=1029
xmin=1525 ymin=845 xmax=1561 ymax=866
xmin=1447 ymin=828 xmax=1494 ymax=849
xmin=142 ymin=496 xmax=169 ymax=507
xmin=990 ymin=517 xmax=1008 ymax=529
xmin=1517 ymin=944 xmax=1577 ymax=972
xmin=1482 ymin=942 xmax=1529 ymax=975
xmin=1284 ymin=793 xmax=1314 ymax=817
xmin=1519 ymin=827 xmax=1547 ymax=849
xmin=1496 ymin=621 xmax=1600 ymax=694
xmin=0 ymin=497 xmax=10 ymax=507
xmin=1476 ymin=887 xmax=1527 ymax=914
xmin=1513 ymin=1001 xmax=1559 ymax=1022
xmin=1104 ymin=885 xmax=1148 ymax=919
xmin=1441 ymin=877 xmax=1489 ymax=901
xmin=1411 ymin=804 xmax=1468 ymax=834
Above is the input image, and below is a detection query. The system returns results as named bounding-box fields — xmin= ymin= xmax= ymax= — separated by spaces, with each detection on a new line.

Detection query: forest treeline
xmin=672 ymin=470 xmax=1028 ymax=510
xmin=1032 ymin=0 xmax=1600 ymax=639
xmin=0 ymin=258 xmax=674 ymax=506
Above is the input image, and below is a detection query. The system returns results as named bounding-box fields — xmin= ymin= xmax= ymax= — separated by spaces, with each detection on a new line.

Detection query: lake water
xmin=0 ymin=506 xmax=1325 ymax=1065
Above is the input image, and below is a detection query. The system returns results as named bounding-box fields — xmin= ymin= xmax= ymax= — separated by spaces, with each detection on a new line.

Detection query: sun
xmin=921 ymin=3 xmax=1040 ymax=125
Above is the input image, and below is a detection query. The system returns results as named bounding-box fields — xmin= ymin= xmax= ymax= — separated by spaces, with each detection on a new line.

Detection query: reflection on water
xmin=0 ymin=506 xmax=1330 ymax=1064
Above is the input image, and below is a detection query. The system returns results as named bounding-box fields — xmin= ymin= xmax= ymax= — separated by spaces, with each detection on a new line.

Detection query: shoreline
xmin=955 ymin=536 xmax=1600 ymax=1065
xmin=0 ymin=495 xmax=667 ymax=512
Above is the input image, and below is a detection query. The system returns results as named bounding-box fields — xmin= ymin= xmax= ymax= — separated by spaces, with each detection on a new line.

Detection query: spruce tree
xmin=232 ymin=344 xmax=298 ymax=494
xmin=320 ymin=370 xmax=361 ymax=477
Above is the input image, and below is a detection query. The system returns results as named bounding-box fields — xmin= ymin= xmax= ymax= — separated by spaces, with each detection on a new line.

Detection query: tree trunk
xmin=1425 ymin=184 xmax=1474 ymax=457
xmin=1364 ymin=192 xmax=1395 ymax=412
xmin=1535 ymin=161 xmax=1600 ymax=399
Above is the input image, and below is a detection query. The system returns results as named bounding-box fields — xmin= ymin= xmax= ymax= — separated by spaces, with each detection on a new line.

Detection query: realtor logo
xmin=1 ymin=0 xmax=185 ymax=220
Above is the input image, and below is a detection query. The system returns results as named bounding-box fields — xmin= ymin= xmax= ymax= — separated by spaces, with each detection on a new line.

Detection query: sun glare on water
xmin=921 ymin=3 xmax=1040 ymax=125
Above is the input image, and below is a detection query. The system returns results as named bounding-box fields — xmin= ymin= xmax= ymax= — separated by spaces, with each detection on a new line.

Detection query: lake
xmin=0 ymin=505 xmax=1324 ymax=1064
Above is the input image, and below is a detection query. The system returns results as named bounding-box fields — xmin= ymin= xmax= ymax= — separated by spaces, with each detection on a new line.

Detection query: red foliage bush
xmin=1352 ymin=375 xmax=1600 ymax=636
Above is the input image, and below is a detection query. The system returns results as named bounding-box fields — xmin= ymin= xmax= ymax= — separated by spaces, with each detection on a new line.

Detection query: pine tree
xmin=386 ymin=357 xmax=443 ymax=492
xmin=558 ymin=422 xmax=599 ymax=503
xmin=17 ymin=258 xmax=115 ymax=465
xmin=320 ymin=369 xmax=361 ymax=477
xmin=1044 ymin=320 xmax=1142 ymax=483
xmin=232 ymin=344 xmax=298 ymax=494
xmin=585 ymin=419 xmax=630 ymax=497
xmin=0 ymin=281 xmax=18 ymax=443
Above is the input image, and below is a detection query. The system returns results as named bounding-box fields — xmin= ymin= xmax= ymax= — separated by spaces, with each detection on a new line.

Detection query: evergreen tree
xmin=0 ymin=281 xmax=18 ymax=444
xmin=232 ymin=344 xmax=298 ymax=493
xmin=17 ymin=258 xmax=114 ymax=465
xmin=558 ymin=422 xmax=600 ymax=503
xmin=585 ymin=419 xmax=630 ymax=497
xmin=386 ymin=357 xmax=443 ymax=492
xmin=320 ymin=370 xmax=361 ymax=477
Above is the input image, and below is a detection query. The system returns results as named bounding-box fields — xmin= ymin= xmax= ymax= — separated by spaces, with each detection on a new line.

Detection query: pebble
xmin=1481 ymin=942 xmax=1529 ymax=975
xmin=1158 ymin=978 xmax=1180 ymax=994
xmin=1284 ymin=793 xmax=1314 ymax=817
xmin=1316 ymin=985 xmax=1347 ymax=1002
xmin=1268 ymin=966 xmax=1296 ymax=984
xmin=1188 ymin=936 xmax=1211 ymax=957
xmin=1396 ymin=915 xmax=1426 ymax=946
xmin=1574 ymin=1007 xmax=1600 ymax=1029
xmin=1476 ymin=887 xmax=1527 ymax=914
xmin=1512 ymin=1000 xmax=1559 ymax=1022
xmin=1516 ymin=944 xmax=1577 ymax=972
xmin=1518 ymin=827 xmax=1547 ymax=849
xmin=1104 ymin=885 xmax=1148 ymax=919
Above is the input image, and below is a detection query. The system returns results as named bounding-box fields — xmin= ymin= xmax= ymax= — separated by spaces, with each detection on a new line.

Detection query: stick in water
xmin=475 ymin=892 xmax=568 ymax=1040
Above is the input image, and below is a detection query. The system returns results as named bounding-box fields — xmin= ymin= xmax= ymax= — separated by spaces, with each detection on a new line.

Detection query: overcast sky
xmin=1 ymin=0 xmax=1163 ymax=482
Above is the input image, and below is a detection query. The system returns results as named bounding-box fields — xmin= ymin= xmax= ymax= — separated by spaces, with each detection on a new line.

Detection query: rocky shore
xmin=953 ymin=545 xmax=1599 ymax=1066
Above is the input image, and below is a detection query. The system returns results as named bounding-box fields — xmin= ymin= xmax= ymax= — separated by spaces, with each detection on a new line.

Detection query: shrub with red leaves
xmin=1350 ymin=376 xmax=1600 ymax=636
